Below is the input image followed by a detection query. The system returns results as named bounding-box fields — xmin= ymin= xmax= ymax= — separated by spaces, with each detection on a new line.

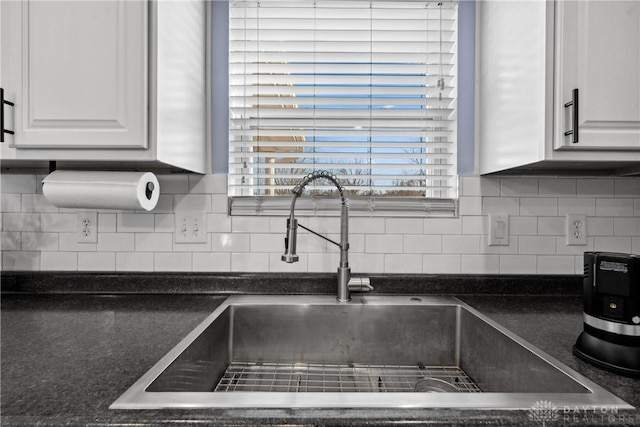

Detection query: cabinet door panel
xmin=6 ymin=0 xmax=147 ymax=149
xmin=556 ymin=1 xmax=640 ymax=150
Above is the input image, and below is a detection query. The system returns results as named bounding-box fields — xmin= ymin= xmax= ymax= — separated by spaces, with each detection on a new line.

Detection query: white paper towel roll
xmin=42 ymin=171 xmax=160 ymax=211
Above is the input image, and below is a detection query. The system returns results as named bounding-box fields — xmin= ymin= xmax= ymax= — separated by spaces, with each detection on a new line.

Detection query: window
xmin=228 ymin=0 xmax=458 ymax=216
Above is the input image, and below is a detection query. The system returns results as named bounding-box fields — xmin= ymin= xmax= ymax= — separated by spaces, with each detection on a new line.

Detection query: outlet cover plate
xmin=77 ymin=212 xmax=98 ymax=243
xmin=566 ymin=214 xmax=587 ymax=246
xmin=175 ymin=213 xmax=207 ymax=244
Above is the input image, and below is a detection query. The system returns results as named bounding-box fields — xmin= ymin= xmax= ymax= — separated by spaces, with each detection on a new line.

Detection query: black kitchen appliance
xmin=574 ymin=252 xmax=640 ymax=378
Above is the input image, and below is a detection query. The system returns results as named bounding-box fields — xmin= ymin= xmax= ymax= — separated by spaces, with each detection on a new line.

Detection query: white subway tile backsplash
xmin=482 ymin=197 xmax=519 ymax=216
xmin=458 ymin=196 xmax=483 ymax=216
xmin=21 ymin=194 xmax=58 ymax=213
xmin=350 ymin=218 xmax=386 ymax=234
xmin=211 ymin=233 xmax=250 ymax=252
xmin=41 ymin=252 xmax=77 ymax=271
xmin=3 ymin=213 xmax=40 ymax=232
xmin=1 ymin=194 xmax=21 ymax=213
xmin=193 ymin=252 xmax=231 ymax=272
xmin=520 ymin=198 xmax=557 ymax=216
xmin=174 ymin=194 xmax=211 ymax=212
xmin=442 ymin=235 xmax=480 ymax=254
xmin=386 ymin=218 xmax=424 ymax=235
xmin=1 ymin=174 xmax=37 ymax=193
xmin=595 ymin=198 xmax=634 ymax=217
xmin=116 ymin=252 xmax=154 ymax=271
xmin=403 ymin=235 xmax=442 ymax=254
xmin=537 ymin=255 xmax=575 ymax=274
xmin=365 ymin=234 xmax=403 ymax=253
xmin=462 ymin=216 xmax=487 ymax=235
xmin=587 ymin=217 xmax=614 ymax=236
xmin=78 ymin=252 xmax=115 ymax=271
xmin=2 ymin=251 xmax=40 ymax=270
xmin=480 ymin=236 xmax=518 ymax=254
xmin=614 ymin=179 xmax=640 ymax=197
xmin=189 ymin=174 xmax=227 ymax=194
xmin=59 ymin=233 xmax=97 ymax=252
xmin=3 ymin=173 xmax=639 ymax=275
xmin=154 ymin=214 xmax=175 ymax=233
xmin=461 ymin=255 xmax=499 ymax=274
xmin=231 ymin=216 xmax=271 ymax=233
xmin=22 ymin=232 xmax=58 ymax=251
xmin=613 ymin=217 xmax=640 ymax=236
xmin=156 ymin=175 xmax=189 ymax=194
xmin=308 ymin=252 xmax=341 ymax=272
xmin=423 ymin=254 xmax=461 ymax=273
xmin=98 ymin=213 xmax=117 ymax=233
xmin=384 ymin=254 xmax=423 ymax=273
xmin=135 ymin=233 xmax=173 ymax=252
xmin=117 ymin=214 xmax=154 ymax=232
xmin=460 ymin=176 xmax=500 ymax=197
xmin=537 ymin=217 xmax=565 ymax=236
xmin=558 ymin=197 xmax=596 ymax=216
xmin=152 ymin=195 xmax=175 ymax=214
xmin=98 ymin=233 xmax=135 ymax=252
xmin=211 ymin=195 xmax=229 ymax=214
xmin=154 ymin=252 xmax=191 ymax=272
xmin=348 ymin=253 xmax=384 ymax=273
xmin=555 ymin=236 xmax=594 ymax=255
xmin=577 ymin=178 xmax=614 ymax=198
xmin=500 ymin=178 xmax=538 ymax=197
xmin=510 ymin=217 xmax=537 ymax=236
xmin=499 ymin=255 xmax=536 ymax=274
xmin=207 ymin=213 xmax=231 ymax=233
xmin=41 ymin=213 xmax=77 ymax=232
xmin=538 ymin=178 xmax=576 ymax=197
xmin=231 ymin=252 xmax=269 ymax=272
xmin=423 ymin=217 xmax=462 ymax=235
xmin=518 ymin=236 xmax=555 ymax=255
xmin=594 ymin=236 xmax=632 ymax=254
xmin=1 ymin=231 xmax=21 ymax=250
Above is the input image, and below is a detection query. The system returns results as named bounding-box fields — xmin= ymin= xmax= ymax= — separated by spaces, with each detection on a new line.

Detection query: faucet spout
xmin=281 ymin=171 xmax=372 ymax=302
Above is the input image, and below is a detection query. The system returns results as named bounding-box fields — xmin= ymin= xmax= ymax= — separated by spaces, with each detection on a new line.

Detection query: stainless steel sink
xmin=111 ymin=295 xmax=632 ymax=409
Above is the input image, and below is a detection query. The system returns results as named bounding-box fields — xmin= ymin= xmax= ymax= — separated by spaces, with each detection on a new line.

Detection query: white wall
xmin=1 ymin=173 xmax=639 ymax=274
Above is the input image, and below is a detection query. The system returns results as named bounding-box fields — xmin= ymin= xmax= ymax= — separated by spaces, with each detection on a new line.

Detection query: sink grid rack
xmin=214 ymin=362 xmax=482 ymax=393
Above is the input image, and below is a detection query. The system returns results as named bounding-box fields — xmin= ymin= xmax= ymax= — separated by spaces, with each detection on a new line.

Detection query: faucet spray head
xmin=281 ymin=217 xmax=299 ymax=263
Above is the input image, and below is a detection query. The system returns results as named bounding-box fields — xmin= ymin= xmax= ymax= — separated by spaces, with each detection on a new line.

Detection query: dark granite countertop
xmin=1 ymin=275 xmax=639 ymax=426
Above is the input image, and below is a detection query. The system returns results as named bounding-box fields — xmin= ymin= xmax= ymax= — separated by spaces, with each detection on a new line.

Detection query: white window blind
xmin=229 ymin=0 xmax=457 ymax=216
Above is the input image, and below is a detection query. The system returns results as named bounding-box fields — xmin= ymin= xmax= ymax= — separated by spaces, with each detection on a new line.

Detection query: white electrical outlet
xmin=77 ymin=212 xmax=98 ymax=243
xmin=175 ymin=213 xmax=207 ymax=243
xmin=488 ymin=214 xmax=509 ymax=246
xmin=566 ymin=214 xmax=587 ymax=246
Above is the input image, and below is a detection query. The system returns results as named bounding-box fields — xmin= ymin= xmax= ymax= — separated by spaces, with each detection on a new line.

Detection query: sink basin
xmin=111 ymin=295 xmax=632 ymax=409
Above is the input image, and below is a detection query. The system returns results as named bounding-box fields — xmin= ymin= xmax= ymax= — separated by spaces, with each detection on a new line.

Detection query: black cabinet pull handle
xmin=563 ymin=88 xmax=579 ymax=144
xmin=1 ymin=87 xmax=15 ymax=143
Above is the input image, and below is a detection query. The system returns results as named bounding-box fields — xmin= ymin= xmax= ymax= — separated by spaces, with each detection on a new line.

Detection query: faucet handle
xmin=347 ymin=277 xmax=373 ymax=293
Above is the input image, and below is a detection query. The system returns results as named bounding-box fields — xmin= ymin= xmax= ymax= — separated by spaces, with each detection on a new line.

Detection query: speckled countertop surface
xmin=1 ymin=274 xmax=639 ymax=426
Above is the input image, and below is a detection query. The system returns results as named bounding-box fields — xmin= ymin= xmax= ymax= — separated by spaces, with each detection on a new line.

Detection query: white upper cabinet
xmin=2 ymin=1 xmax=147 ymax=149
xmin=479 ymin=0 xmax=640 ymax=175
xmin=555 ymin=1 xmax=640 ymax=150
xmin=0 ymin=0 xmax=208 ymax=173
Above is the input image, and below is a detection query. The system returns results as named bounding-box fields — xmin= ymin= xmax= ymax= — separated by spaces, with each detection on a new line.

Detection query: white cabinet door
xmin=2 ymin=0 xmax=147 ymax=149
xmin=555 ymin=0 xmax=640 ymax=150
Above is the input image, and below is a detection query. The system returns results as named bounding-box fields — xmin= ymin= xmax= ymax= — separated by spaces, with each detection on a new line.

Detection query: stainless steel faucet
xmin=281 ymin=171 xmax=372 ymax=302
